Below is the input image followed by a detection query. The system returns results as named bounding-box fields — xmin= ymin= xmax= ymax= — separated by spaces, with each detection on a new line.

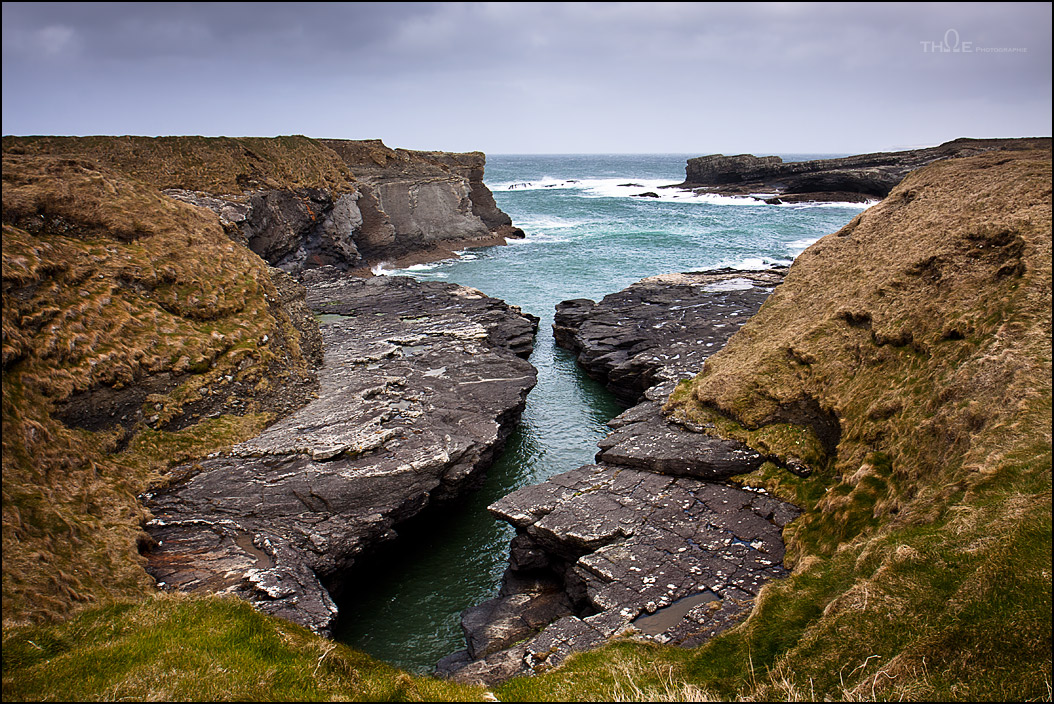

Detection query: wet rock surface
xmin=142 ymin=272 xmax=538 ymax=635
xmin=439 ymin=268 xmax=801 ymax=683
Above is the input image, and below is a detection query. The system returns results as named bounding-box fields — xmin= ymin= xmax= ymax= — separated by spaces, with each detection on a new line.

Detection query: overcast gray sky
xmin=2 ymin=2 xmax=1050 ymax=154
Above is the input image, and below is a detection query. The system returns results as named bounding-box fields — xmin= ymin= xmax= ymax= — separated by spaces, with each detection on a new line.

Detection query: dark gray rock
xmin=164 ymin=187 xmax=366 ymax=272
xmin=142 ymin=273 xmax=538 ymax=635
xmin=596 ymin=401 xmax=765 ymax=478
xmin=441 ymin=463 xmax=798 ymax=683
xmin=554 ymin=269 xmax=786 ymax=403
xmin=677 ymin=137 xmax=1051 ymax=201
xmin=163 ymin=141 xmax=523 ymax=274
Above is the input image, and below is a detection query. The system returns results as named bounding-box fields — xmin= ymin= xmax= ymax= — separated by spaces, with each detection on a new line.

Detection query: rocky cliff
xmin=2 ymin=152 xmax=322 ymax=624
xmin=0 ymin=137 xmax=530 ymax=634
xmin=2 ymin=135 xmax=520 ymax=273
xmin=662 ymin=147 xmax=1052 ymax=699
xmin=144 ymin=273 xmax=537 ymax=635
xmin=678 ymin=137 xmax=1051 ymax=202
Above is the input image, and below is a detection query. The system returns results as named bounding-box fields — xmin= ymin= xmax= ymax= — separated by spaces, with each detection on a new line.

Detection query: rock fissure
xmin=438 ymin=269 xmax=803 ymax=683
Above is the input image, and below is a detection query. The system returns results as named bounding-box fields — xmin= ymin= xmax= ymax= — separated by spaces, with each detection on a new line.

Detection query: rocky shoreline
xmin=438 ymin=269 xmax=801 ymax=683
xmin=142 ymin=272 xmax=538 ymax=635
xmin=2 ymin=136 xmax=522 ymax=276
xmin=672 ymin=137 xmax=1050 ymax=203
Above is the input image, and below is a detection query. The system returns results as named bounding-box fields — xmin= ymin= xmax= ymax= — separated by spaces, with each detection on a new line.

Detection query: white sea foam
xmin=515 ymin=215 xmax=590 ymax=230
xmin=721 ymin=256 xmax=794 ymax=271
xmin=371 ymin=262 xmax=395 ymax=275
xmin=677 ymin=192 xmax=768 ymax=206
xmin=581 ymin=179 xmax=777 ymax=207
xmin=573 ymin=179 xmax=769 ymax=206
xmin=786 ymin=237 xmax=822 ymax=257
xmin=704 ymin=278 xmax=757 ymax=292
xmin=517 ymin=232 xmax=573 ymax=244
xmin=494 ymin=175 xmax=785 ymax=207
xmin=777 ymin=199 xmax=878 ymax=210
xmin=405 ymin=263 xmax=439 ymax=271
xmin=490 ymin=177 xmax=586 ymax=191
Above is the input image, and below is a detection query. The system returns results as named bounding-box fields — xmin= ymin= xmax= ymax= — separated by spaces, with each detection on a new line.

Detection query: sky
xmin=2 ymin=2 xmax=1051 ymax=154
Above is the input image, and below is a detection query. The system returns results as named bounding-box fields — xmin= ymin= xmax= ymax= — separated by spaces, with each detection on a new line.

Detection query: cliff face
xmin=143 ymin=273 xmax=538 ymax=635
xmin=680 ymin=137 xmax=1052 ymax=202
xmin=2 ymin=136 xmax=519 ymax=273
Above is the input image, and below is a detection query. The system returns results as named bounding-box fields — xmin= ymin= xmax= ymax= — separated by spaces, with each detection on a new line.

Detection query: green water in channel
xmin=333 ymin=154 xmax=870 ymax=673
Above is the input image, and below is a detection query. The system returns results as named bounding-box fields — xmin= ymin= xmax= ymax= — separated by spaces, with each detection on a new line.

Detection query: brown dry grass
xmin=657 ymin=148 xmax=1052 ymax=700
xmin=2 ymin=154 xmax=313 ymax=626
xmin=668 ymin=148 xmax=1052 ymax=560
xmin=1 ymin=135 xmax=358 ymax=194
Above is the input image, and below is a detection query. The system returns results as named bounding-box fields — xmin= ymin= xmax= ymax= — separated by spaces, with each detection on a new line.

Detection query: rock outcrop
xmin=142 ymin=273 xmax=538 ymax=635
xmin=439 ymin=269 xmax=799 ymax=683
xmin=2 ymin=135 xmax=520 ymax=274
xmin=676 ymin=137 xmax=1051 ymax=202
xmin=554 ymin=269 xmax=787 ymax=404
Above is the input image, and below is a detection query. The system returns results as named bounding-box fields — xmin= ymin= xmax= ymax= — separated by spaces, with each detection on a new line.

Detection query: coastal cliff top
xmin=655 ymin=145 xmax=1052 ymax=700
xmin=1 ymin=135 xmax=492 ymax=195
xmin=680 ymin=137 xmax=1053 ymax=199
xmin=2 ymin=135 xmax=360 ymax=194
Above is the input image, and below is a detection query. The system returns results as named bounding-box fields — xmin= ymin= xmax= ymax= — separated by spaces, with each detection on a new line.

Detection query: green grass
xmin=2 ymin=594 xmax=488 ymax=702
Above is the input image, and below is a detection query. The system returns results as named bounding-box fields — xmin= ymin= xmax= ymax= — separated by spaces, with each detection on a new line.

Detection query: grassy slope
xmin=1 ymin=145 xmax=491 ymax=701
xmin=4 ymin=147 xmax=1050 ymax=701
xmin=1 ymin=153 xmax=315 ymax=623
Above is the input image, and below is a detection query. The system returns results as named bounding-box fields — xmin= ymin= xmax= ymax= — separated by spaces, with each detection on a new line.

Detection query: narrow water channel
xmin=334 ymin=333 xmax=622 ymax=672
xmin=333 ymin=154 xmax=869 ymax=672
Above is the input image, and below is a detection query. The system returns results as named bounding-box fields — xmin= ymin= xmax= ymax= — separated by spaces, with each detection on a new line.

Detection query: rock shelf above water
xmin=142 ymin=273 xmax=538 ymax=635
xmin=674 ymin=137 xmax=1050 ymax=203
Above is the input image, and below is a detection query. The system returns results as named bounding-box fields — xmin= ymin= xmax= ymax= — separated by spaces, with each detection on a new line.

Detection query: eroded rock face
xmin=322 ymin=139 xmax=524 ymax=264
xmin=439 ymin=268 xmax=800 ymax=683
xmin=142 ymin=273 xmax=538 ymax=635
xmin=5 ymin=135 xmax=519 ymax=275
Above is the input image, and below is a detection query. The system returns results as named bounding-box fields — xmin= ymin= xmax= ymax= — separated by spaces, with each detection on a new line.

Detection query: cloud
xmin=2 ymin=2 xmax=1049 ymax=152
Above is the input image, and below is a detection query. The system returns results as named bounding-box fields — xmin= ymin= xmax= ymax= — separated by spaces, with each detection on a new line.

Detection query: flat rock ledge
xmin=438 ymin=268 xmax=799 ymax=684
xmin=142 ymin=272 xmax=538 ymax=635
xmin=553 ymin=268 xmax=787 ymax=404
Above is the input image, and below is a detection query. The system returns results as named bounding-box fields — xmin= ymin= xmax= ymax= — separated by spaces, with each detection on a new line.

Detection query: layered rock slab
xmin=439 ymin=268 xmax=799 ymax=683
xmin=142 ymin=273 xmax=538 ymax=635
xmin=441 ymin=463 xmax=798 ymax=682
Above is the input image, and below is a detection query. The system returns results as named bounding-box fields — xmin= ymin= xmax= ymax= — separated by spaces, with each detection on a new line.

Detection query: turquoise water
xmin=333 ymin=154 xmax=869 ymax=673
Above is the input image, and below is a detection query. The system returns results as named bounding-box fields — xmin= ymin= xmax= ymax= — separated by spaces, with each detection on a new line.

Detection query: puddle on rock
xmin=632 ymin=589 xmax=720 ymax=635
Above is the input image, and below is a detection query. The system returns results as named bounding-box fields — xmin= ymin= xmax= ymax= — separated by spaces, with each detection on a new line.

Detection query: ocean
xmin=333 ymin=153 xmax=871 ymax=673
